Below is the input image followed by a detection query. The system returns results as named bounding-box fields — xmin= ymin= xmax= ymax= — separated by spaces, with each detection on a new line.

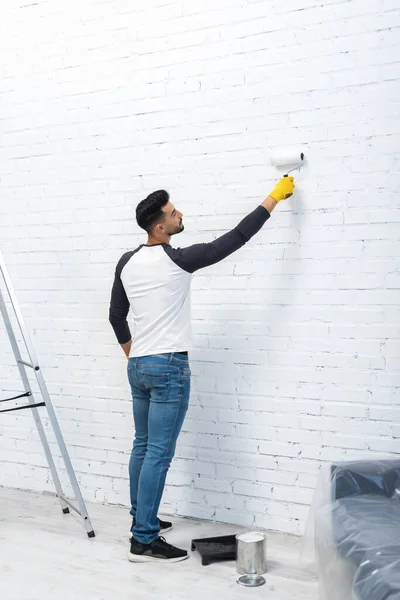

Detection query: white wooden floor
xmin=0 ymin=487 xmax=318 ymax=600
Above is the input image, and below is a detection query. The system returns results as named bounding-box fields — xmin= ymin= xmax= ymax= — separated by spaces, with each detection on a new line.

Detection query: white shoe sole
xmin=129 ymin=525 xmax=172 ymax=539
xmin=128 ymin=552 xmax=189 ymax=563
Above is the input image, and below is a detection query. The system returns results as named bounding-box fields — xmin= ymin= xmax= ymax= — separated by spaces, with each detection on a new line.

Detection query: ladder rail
xmin=0 ymin=251 xmax=42 ymax=375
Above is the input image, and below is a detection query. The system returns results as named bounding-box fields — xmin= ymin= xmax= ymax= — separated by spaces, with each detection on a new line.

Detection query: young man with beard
xmin=109 ymin=176 xmax=295 ymax=563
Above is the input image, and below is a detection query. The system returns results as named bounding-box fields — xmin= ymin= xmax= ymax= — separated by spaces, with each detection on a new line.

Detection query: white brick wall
xmin=1 ymin=0 xmax=399 ymax=535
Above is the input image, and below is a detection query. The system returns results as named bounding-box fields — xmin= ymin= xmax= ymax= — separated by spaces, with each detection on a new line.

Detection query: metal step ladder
xmin=0 ymin=249 xmax=95 ymax=538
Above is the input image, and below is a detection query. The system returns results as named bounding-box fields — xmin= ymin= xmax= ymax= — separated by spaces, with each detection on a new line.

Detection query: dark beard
xmin=171 ymin=223 xmax=184 ymax=235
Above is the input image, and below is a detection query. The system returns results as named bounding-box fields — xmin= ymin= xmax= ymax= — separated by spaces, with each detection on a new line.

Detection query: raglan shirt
xmin=109 ymin=205 xmax=270 ymax=357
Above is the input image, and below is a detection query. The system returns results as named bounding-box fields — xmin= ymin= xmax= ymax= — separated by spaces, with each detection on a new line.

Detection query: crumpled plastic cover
xmin=301 ymin=459 xmax=400 ymax=600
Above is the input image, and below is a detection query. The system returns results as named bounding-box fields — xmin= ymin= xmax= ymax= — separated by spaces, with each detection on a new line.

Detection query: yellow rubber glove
xmin=269 ymin=176 xmax=295 ymax=202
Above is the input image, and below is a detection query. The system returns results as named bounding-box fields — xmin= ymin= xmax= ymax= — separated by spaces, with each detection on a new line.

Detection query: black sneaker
xmin=129 ymin=517 xmax=172 ymax=539
xmin=129 ymin=536 xmax=188 ymax=563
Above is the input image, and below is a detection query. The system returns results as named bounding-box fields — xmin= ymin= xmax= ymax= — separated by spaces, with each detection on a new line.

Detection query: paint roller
xmin=270 ymin=150 xmax=305 ymax=177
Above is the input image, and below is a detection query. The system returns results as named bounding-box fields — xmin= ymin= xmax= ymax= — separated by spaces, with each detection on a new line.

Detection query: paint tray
xmin=191 ymin=534 xmax=237 ymax=565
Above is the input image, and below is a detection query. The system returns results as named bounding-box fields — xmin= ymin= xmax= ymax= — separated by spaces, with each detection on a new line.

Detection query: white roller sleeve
xmin=270 ymin=149 xmax=305 ymax=167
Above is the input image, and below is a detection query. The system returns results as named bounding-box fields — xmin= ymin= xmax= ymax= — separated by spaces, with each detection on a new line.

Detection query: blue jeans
xmin=127 ymin=352 xmax=191 ymax=544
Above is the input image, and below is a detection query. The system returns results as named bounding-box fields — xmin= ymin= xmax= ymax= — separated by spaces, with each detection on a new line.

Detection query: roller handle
xmin=284 ymin=152 xmax=304 ymax=177
xmin=282 ymin=172 xmax=297 ymax=199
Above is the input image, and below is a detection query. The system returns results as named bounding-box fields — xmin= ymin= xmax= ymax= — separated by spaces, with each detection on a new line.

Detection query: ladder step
xmin=17 ymin=359 xmax=40 ymax=371
xmin=0 ymin=401 xmax=45 ymax=414
xmin=0 ymin=391 xmax=31 ymax=403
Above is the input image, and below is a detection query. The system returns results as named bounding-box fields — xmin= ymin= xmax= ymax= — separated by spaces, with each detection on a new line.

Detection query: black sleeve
xmin=109 ymin=252 xmax=133 ymax=344
xmin=164 ymin=205 xmax=270 ymax=273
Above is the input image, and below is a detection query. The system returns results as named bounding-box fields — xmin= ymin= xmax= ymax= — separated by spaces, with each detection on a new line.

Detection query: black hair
xmin=136 ymin=190 xmax=170 ymax=233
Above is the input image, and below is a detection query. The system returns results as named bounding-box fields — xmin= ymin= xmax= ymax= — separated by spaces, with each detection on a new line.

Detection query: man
xmin=109 ymin=176 xmax=295 ymax=563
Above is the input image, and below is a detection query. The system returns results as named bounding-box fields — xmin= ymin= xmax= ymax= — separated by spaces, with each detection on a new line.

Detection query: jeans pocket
xmin=140 ymin=371 xmax=170 ymax=403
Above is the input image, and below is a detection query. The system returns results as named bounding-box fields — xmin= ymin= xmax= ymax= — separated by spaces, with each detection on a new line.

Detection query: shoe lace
xmin=157 ymin=536 xmax=174 ymax=549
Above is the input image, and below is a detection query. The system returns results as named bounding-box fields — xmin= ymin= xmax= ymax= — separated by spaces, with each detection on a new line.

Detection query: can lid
xmin=236 ymin=532 xmax=265 ymax=543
